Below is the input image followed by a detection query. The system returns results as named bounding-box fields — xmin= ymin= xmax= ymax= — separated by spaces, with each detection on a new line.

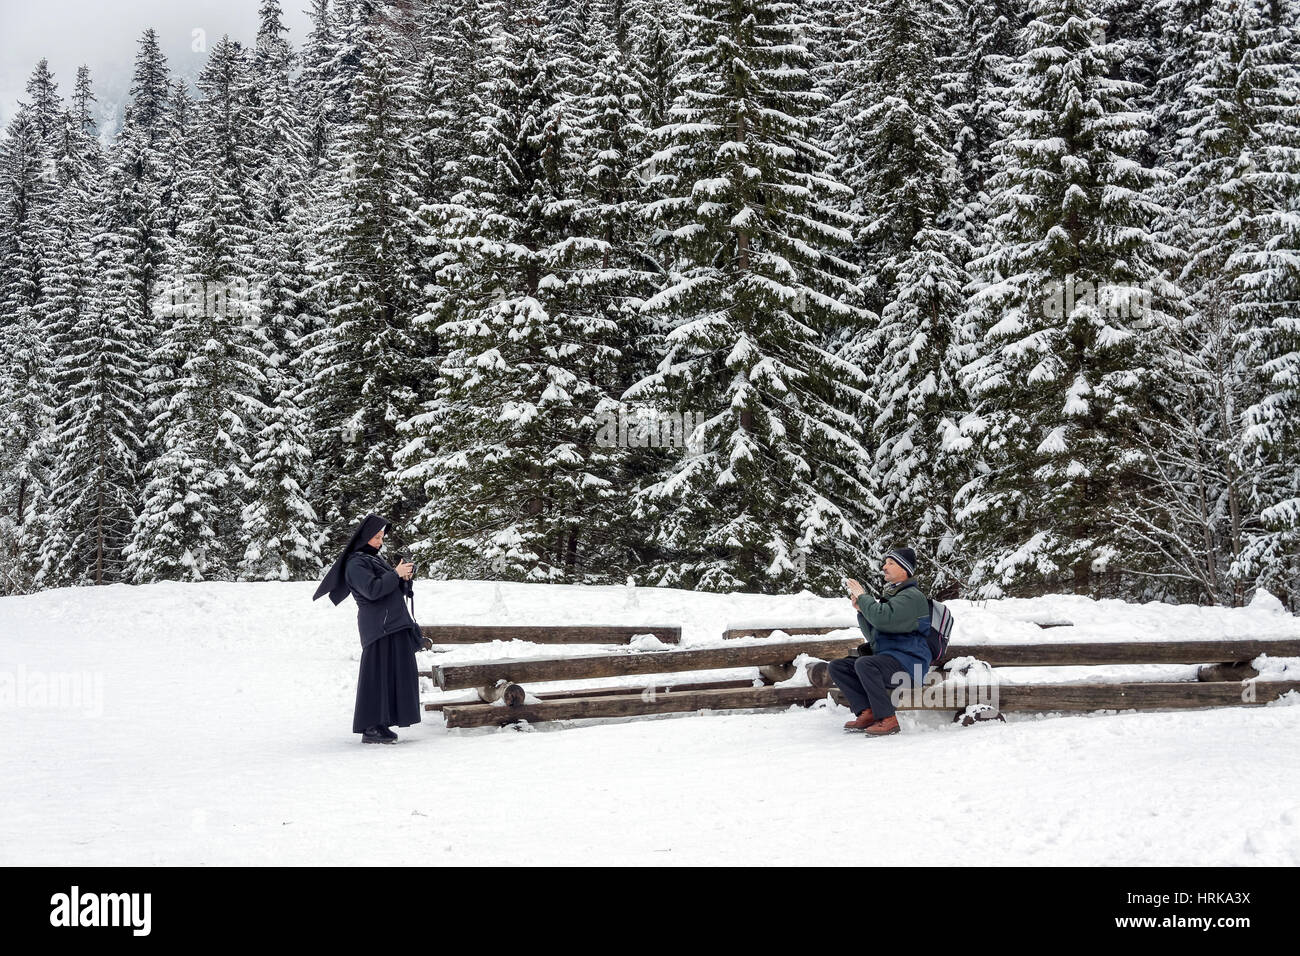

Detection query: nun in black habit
xmin=313 ymin=513 xmax=423 ymax=744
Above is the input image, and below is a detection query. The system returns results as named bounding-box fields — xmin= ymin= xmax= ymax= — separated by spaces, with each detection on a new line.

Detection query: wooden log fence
xmin=422 ymin=625 xmax=1300 ymax=729
xmin=932 ymin=639 xmax=1300 ymax=667
xmin=722 ymin=618 xmax=1075 ymax=640
xmin=420 ymin=624 xmax=681 ymax=645
xmin=438 ymin=679 xmax=1300 ymax=728
xmin=427 ymin=638 xmax=862 ymax=692
xmin=422 ymin=678 xmax=759 ymax=713
xmin=428 ymin=638 xmax=1300 ymax=693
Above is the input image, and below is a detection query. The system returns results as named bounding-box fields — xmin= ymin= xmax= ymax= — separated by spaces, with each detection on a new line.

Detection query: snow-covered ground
xmin=2 ymin=579 xmax=1298 ymax=865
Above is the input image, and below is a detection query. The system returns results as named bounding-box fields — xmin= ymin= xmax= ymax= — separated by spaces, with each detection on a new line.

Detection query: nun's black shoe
xmin=377 ymin=726 xmax=398 ymax=740
xmin=361 ymin=726 xmax=394 ymax=745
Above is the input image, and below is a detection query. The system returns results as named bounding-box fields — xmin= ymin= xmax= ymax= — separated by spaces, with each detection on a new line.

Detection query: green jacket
xmin=853 ymin=577 xmax=933 ymax=680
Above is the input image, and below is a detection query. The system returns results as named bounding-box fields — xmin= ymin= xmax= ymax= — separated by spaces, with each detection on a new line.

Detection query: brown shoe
xmin=863 ymin=714 xmax=901 ymax=737
xmin=843 ymin=709 xmax=876 ymax=730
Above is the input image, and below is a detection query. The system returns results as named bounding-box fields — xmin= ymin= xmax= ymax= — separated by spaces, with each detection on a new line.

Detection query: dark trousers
xmin=829 ymin=653 xmax=911 ymax=720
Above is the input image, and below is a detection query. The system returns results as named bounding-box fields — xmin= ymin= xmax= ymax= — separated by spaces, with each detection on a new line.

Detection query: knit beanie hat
xmin=884 ymin=546 xmax=916 ymax=576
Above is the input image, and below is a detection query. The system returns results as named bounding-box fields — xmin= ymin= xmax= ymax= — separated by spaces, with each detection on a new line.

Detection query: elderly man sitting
xmin=828 ymin=547 xmax=932 ymax=737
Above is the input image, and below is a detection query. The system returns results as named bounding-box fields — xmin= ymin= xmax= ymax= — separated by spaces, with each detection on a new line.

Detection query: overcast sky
xmin=1 ymin=0 xmax=314 ymax=132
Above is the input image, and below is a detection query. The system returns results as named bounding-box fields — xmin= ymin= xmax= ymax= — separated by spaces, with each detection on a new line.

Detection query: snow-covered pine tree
xmin=833 ymin=0 xmax=962 ymax=293
xmin=110 ymin=29 xmax=174 ymax=285
xmin=123 ymin=414 xmax=224 ymax=583
xmin=18 ymin=58 xmax=62 ymax=143
xmin=622 ymin=0 xmax=685 ymax=255
xmin=1111 ymin=306 xmax=1262 ymax=605
xmin=398 ymin=0 xmax=626 ymax=582
xmin=126 ymin=35 xmax=271 ymax=582
xmin=26 ymin=79 xmax=97 ymax=584
xmin=30 ymin=72 xmax=147 ymax=588
xmin=409 ymin=0 xmax=483 ymax=213
xmin=605 ymin=0 xmax=638 ymax=51
xmin=76 ymin=35 xmax=175 ymax=585
xmin=628 ymin=0 xmax=874 ymax=593
xmin=300 ymin=0 xmax=341 ymax=174
xmin=0 ymin=66 xmax=60 ymax=593
xmin=71 ymin=65 xmax=100 ymax=154
xmin=941 ymin=0 xmax=1023 ymax=250
xmin=239 ymin=214 xmax=324 ymax=582
xmin=1232 ymin=0 xmax=1300 ymax=608
xmin=99 ymin=30 xmax=175 ymax=455
xmin=238 ymin=0 xmax=326 ymax=581
xmin=156 ymin=79 xmax=201 ymax=250
xmin=555 ymin=2 xmax=664 ymax=574
xmin=299 ymin=0 xmax=427 ymax=550
xmin=630 ymin=0 xmax=683 ymax=136
xmin=249 ymin=0 xmax=307 ymax=241
xmin=1111 ymin=0 xmax=1299 ymax=605
xmin=796 ymin=1 xmax=864 ymax=365
xmin=41 ymin=79 xmax=103 ymax=370
xmin=1151 ymin=0 xmax=1216 ymax=177
xmin=550 ymin=0 xmax=597 ymax=88
xmin=321 ymin=0 xmax=366 ymax=160
xmin=957 ymin=0 xmax=1183 ymax=598
xmin=132 ymin=77 xmax=202 ymax=500
xmin=406 ymin=0 xmax=501 ymax=373
xmin=804 ymin=0 xmax=854 ymax=132
xmin=1097 ymin=0 xmax=1164 ymax=168
xmin=827 ymin=0 xmax=976 ymax=590
xmin=868 ymin=227 xmax=978 ymax=593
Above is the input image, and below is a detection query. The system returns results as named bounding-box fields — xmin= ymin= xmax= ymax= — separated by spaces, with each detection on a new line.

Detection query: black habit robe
xmin=313 ymin=513 xmax=422 ymax=733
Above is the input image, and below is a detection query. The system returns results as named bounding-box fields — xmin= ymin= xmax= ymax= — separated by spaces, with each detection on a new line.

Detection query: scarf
xmin=881 ymin=576 xmax=917 ymax=599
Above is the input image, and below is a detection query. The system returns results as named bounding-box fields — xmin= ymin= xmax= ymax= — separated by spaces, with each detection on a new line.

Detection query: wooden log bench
xmin=419 ymin=624 xmax=681 ymax=645
xmin=443 ymin=685 xmax=843 ymax=727
xmin=421 ymin=678 xmax=758 ymax=712
xmin=427 ymin=637 xmax=861 ymax=697
xmin=431 ymin=637 xmax=1300 ymax=699
xmin=427 ymin=635 xmax=1300 ymax=729
xmin=722 ymin=618 xmax=1074 ymax=639
xmin=722 ymin=625 xmax=848 ymax=640
xmin=437 ymin=678 xmax=1300 ymax=728
xmin=801 ymin=637 xmax=1300 ymax=686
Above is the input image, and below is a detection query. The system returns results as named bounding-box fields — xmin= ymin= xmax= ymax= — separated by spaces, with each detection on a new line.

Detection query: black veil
xmin=312 ymin=513 xmax=391 ymax=606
